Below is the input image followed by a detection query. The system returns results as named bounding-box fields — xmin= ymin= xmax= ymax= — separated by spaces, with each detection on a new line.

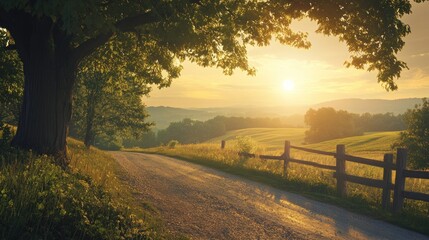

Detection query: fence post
xmin=221 ymin=140 xmax=226 ymax=149
xmin=336 ymin=144 xmax=346 ymax=197
xmin=283 ymin=141 xmax=290 ymax=178
xmin=393 ymin=148 xmax=407 ymax=214
xmin=382 ymin=153 xmax=393 ymax=210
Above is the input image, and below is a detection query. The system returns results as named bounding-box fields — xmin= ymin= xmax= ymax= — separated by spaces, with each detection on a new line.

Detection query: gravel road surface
xmin=111 ymin=152 xmax=428 ymax=240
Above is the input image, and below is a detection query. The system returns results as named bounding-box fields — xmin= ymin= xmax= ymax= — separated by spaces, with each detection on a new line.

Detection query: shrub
xmin=235 ymin=136 xmax=256 ymax=153
xmin=167 ymin=140 xmax=179 ymax=149
xmin=94 ymin=133 xmax=123 ymax=151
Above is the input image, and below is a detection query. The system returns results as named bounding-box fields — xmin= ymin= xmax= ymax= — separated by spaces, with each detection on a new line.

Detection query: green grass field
xmin=209 ymin=128 xmax=399 ymax=157
xmin=137 ymin=128 xmax=429 ymax=235
xmin=208 ymin=128 xmax=307 ymax=150
xmin=306 ymin=131 xmax=400 ymax=157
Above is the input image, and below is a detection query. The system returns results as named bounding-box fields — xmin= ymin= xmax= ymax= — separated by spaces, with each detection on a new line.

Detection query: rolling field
xmin=207 ymin=128 xmax=307 ymax=150
xmin=307 ymin=131 xmax=400 ymax=156
xmin=208 ymin=128 xmax=400 ymax=158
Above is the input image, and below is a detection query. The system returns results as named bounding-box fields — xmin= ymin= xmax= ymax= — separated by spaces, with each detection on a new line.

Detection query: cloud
xmin=410 ymin=52 xmax=429 ymax=58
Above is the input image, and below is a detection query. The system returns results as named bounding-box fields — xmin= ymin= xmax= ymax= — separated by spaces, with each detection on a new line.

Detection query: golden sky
xmin=145 ymin=3 xmax=429 ymax=108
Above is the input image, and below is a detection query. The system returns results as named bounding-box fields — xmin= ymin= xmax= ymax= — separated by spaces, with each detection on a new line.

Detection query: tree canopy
xmin=1 ymin=0 xmax=421 ymax=89
xmin=304 ymin=107 xmax=361 ymax=143
xmin=71 ymin=69 xmax=152 ymax=150
xmin=0 ymin=0 xmax=425 ymax=164
xmin=70 ymin=38 xmax=157 ymax=149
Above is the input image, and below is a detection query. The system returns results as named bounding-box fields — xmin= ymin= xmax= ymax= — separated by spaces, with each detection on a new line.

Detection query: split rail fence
xmin=221 ymin=140 xmax=429 ymax=213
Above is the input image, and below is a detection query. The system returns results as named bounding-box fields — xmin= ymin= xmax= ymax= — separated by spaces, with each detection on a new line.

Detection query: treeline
xmin=355 ymin=112 xmax=405 ymax=132
xmin=305 ymin=108 xmax=405 ymax=143
xmin=124 ymin=116 xmax=293 ymax=148
xmin=124 ymin=111 xmax=405 ymax=148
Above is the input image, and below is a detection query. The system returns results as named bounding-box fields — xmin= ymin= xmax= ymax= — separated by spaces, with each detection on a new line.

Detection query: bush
xmin=235 ymin=136 xmax=256 ymax=153
xmin=167 ymin=140 xmax=179 ymax=149
xmin=94 ymin=133 xmax=122 ymax=151
xmin=0 ymin=154 xmax=151 ymax=239
xmin=304 ymin=107 xmax=361 ymax=143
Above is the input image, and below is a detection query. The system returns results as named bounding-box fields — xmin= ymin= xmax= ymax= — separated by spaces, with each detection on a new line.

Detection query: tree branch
xmin=72 ymin=10 xmax=160 ymax=63
xmin=116 ymin=11 xmax=160 ymax=32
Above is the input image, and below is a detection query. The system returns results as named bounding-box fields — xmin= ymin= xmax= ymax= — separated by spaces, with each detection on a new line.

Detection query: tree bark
xmin=9 ymin=16 xmax=77 ymax=168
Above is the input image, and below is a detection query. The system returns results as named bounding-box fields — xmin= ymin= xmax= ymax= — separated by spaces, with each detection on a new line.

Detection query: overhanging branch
xmin=115 ymin=11 xmax=160 ymax=32
xmin=72 ymin=10 xmax=160 ymax=63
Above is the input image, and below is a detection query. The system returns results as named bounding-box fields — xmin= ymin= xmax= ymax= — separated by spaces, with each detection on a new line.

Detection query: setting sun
xmin=282 ymin=79 xmax=295 ymax=92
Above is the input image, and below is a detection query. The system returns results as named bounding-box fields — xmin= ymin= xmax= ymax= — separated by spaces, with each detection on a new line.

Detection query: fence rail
xmin=226 ymin=139 xmax=429 ymax=214
xmin=344 ymin=154 xmax=396 ymax=169
xmin=333 ymin=172 xmax=386 ymax=189
xmin=403 ymin=191 xmax=429 ymax=202
xmin=403 ymin=169 xmax=429 ymax=179
xmin=290 ymin=158 xmax=336 ymax=170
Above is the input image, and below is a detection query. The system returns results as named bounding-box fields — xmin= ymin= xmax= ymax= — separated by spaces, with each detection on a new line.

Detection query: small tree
xmin=394 ymin=99 xmax=429 ymax=169
xmin=304 ymin=107 xmax=361 ymax=143
xmin=71 ymin=69 xmax=153 ymax=149
xmin=167 ymin=140 xmax=179 ymax=149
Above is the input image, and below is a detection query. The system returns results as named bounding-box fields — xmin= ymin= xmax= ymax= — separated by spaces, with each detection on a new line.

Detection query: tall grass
xmin=137 ymin=131 xmax=429 ymax=234
xmin=67 ymin=138 xmax=164 ymax=231
xmin=0 ymin=132 xmax=163 ymax=239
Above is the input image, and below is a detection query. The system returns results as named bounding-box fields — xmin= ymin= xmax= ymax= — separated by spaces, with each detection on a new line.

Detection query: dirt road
xmin=111 ymin=152 xmax=428 ymax=240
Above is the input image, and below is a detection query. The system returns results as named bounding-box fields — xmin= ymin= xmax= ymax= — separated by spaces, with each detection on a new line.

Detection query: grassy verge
xmin=68 ymin=138 xmax=167 ymax=237
xmin=129 ymin=139 xmax=429 ymax=236
xmin=0 ymin=131 xmax=172 ymax=239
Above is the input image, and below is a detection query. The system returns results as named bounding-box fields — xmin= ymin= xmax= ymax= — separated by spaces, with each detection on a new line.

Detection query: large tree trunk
xmin=10 ymin=16 xmax=77 ymax=168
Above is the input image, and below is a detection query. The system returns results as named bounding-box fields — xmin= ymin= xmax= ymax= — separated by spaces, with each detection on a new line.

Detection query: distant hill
xmin=146 ymin=106 xmax=216 ymax=129
xmin=312 ymin=98 xmax=423 ymax=114
xmin=147 ymin=98 xmax=425 ymax=130
xmin=147 ymin=106 xmax=305 ymax=129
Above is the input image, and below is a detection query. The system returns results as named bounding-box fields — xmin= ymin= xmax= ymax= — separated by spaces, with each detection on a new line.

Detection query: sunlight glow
xmin=282 ymin=80 xmax=295 ymax=92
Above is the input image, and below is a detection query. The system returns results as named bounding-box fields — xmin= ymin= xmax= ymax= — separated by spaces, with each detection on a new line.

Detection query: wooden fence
xmin=223 ymin=140 xmax=429 ymax=214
